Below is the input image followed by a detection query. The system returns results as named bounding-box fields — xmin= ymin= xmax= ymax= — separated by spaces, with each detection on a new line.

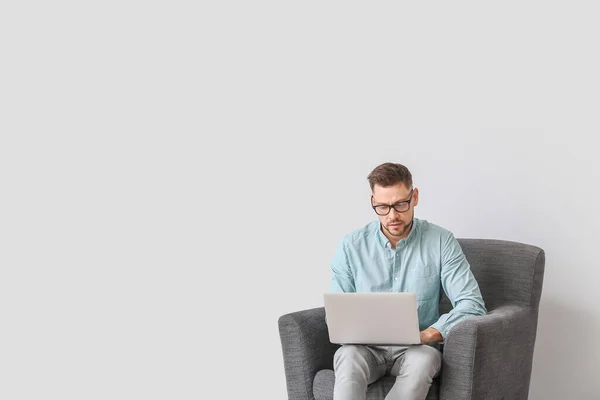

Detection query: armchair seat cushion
xmin=313 ymin=369 xmax=439 ymax=400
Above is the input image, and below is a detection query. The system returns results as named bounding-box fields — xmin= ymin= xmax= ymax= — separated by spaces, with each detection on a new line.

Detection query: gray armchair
xmin=278 ymin=239 xmax=545 ymax=400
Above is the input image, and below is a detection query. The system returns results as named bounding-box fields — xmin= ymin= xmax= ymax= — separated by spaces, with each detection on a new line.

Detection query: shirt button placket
xmin=393 ymin=251 xmax=399 ymax=289
xmin=394 ymin=250 xmax=400 ymax=290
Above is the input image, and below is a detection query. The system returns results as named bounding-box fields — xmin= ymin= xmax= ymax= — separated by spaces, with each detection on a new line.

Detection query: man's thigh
xmin=333 ymin=344 xmax=388 ymax=384
xmin=389 ymin=345 xmax=442 ymax=377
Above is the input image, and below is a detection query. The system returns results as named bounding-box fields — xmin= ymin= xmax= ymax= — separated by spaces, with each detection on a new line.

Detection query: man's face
xmin=371 ymin=183 xmax=419 ymax=239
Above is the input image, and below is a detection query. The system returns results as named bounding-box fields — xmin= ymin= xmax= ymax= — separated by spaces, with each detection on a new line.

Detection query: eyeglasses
xmin=371 ymin=189 xmax=414 ymax=216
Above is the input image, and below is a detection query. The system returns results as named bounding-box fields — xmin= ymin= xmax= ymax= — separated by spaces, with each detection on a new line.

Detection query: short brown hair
xmin=367 ymin=163 xmax=413 ymax=191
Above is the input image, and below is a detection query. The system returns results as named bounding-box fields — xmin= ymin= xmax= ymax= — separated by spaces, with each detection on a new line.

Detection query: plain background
xmin=1 ymin=1 xmax=599 ymax=399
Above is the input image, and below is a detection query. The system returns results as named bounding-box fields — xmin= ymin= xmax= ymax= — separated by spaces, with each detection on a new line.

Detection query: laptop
xmin=323 ymin=292 xmax=421 ymax=346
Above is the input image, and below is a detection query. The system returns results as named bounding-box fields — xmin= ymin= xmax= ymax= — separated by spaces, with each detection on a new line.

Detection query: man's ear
xmin=412 ymin=188 xmax=419 ymax=207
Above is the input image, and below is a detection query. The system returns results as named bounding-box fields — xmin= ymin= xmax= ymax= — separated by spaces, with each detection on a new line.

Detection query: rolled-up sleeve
xmin=330 ymin=238 xmax=355 ymax=293
xmin=430 ymin=232 xmax=487 ymax=339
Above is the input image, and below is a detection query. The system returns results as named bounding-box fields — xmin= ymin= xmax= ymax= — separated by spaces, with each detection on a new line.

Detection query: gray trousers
xmin=333 ymin=344 xmax=442 ymax=400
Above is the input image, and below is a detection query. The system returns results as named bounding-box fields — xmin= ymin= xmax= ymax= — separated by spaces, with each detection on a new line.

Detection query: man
xmin=330 ymin=162 xmax=486 ymax=400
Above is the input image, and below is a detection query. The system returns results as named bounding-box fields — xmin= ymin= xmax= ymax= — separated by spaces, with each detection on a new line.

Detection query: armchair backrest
xmin=440 ymin=239 xmax=545 ymax=313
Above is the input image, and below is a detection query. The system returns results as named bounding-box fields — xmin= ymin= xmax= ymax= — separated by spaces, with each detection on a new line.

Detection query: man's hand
xmin=420 ymin=327 xmax=443 ymax=344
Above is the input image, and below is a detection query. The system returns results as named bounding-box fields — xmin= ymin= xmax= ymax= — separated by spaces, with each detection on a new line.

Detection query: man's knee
xmin=403 ymin=345 xmax=442 ymax=379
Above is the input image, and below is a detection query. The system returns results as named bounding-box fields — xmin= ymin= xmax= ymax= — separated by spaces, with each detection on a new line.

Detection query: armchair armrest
xmin=278 ymin=307 xmax=340 ymax=400
xmin=440 ymin=305 xmax=539 ymax=400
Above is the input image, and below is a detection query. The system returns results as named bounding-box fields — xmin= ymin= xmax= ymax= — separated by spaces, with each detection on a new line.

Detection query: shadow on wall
xmin=529 ymin=297 xmax=600 ymax=400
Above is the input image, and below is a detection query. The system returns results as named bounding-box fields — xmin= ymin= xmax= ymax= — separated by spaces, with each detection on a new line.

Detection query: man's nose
xmin=388 ymin=207 xmax=400 ymax=219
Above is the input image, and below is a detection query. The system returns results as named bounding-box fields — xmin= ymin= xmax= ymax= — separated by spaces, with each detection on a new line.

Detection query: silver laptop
xmin=323 ymin=292 xmax=421 ymax=346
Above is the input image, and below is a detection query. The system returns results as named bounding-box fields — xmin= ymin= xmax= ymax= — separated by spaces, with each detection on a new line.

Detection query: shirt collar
xmin=376 ymin=218 xmax=419 ymax=249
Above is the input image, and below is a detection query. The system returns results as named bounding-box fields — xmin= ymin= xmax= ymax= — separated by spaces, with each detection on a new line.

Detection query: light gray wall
xmin=2 ymin=1 xmax=599 ymax=399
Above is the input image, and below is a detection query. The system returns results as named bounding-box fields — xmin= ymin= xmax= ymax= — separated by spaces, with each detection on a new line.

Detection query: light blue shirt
xmin=330 ymin=218 xmax=486 ymax=338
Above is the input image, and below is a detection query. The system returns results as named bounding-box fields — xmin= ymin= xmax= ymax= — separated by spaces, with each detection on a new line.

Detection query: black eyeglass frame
xmin=371 ymin=189 xmax=415 ymax=216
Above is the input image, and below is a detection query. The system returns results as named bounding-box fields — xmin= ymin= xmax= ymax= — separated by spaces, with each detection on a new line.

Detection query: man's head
xmin=367 ymin=163 xmax=419 ymax=240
